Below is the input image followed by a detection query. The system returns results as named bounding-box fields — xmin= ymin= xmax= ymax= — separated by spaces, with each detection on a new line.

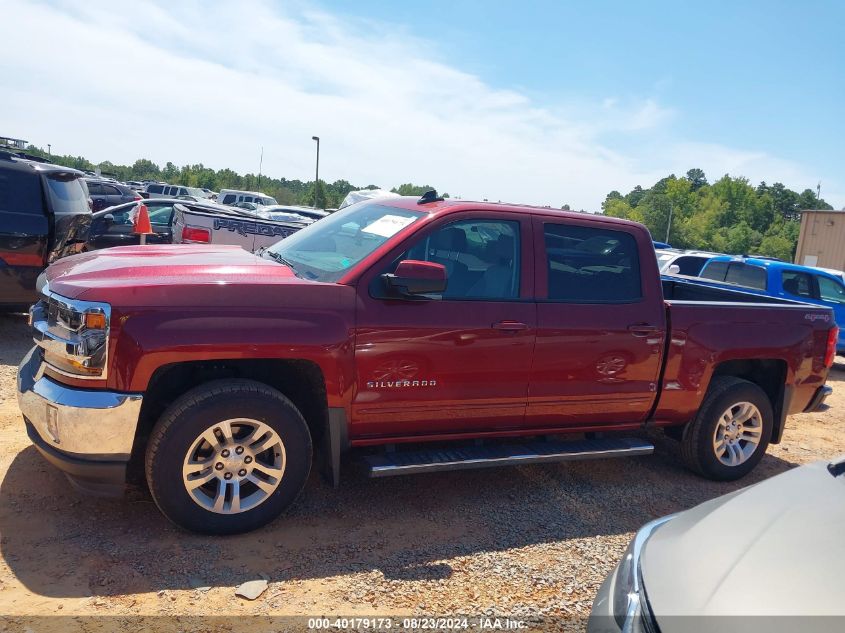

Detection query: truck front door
xmin=352 ymin=212 xmax=536 ymax=438
xmin=526 ymin=216 xmax=666 ymax=427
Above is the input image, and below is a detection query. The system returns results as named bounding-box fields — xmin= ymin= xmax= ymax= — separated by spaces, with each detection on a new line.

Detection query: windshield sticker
xmin=361 ymin=215 xmax=415 ymax=238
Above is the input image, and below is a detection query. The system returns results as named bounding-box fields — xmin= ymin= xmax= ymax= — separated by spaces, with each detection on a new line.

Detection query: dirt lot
xmin=1 ymin=312 xmax=843 ymax=631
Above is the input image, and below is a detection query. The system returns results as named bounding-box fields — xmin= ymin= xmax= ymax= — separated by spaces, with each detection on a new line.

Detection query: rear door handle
xmin=628 ymin=324 xmax=659 ymax=337
xmin=492 ymin=321 xmax=528 ymax=332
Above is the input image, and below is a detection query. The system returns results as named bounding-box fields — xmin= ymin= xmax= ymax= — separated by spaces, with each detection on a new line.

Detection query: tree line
xmin=20 ymin=145 xmax=444 ymax=210
xmin=19 ymin=145 xmax=835 ymax=259
xmin=602 ymin=169 xmax=835 ymax=260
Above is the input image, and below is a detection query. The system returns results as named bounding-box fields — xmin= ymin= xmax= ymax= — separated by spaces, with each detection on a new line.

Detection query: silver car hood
xmin=642 ymin=460 xmax=845 ymax=624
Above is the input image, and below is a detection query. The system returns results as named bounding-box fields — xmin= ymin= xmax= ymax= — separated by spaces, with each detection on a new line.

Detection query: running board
xmin=364 ymin=437 xmax=654 ymax=477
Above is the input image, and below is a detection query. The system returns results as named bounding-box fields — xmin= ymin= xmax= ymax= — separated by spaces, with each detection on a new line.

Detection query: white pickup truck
xmin=171 ymin=202 xmax=313 ymax=252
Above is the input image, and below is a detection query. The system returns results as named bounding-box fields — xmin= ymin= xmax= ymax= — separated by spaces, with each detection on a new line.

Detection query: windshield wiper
xmin=262 ymin=250 xmax=301 ymax=277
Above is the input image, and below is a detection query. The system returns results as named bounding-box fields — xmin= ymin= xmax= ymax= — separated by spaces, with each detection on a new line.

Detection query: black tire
xmin=145 ymin=379 xmax=312 ymax=535
xmin=680 ymin=376 xmax=772 ymax=481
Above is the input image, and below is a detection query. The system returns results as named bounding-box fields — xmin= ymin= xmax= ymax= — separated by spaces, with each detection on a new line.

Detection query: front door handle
xmin=492 ymin=320 xmax=528 ymax=332
xmin=628 ymin=324 xmax=659 ymax=338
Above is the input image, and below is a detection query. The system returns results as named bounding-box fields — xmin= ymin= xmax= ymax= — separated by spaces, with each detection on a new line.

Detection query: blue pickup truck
xmin=699 ymin=255 xmax=845 ymax=352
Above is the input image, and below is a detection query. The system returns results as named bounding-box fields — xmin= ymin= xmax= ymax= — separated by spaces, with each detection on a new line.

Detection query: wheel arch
xmin=710 ymin=358 xmax=788 ymax=444
xmin=127 ymin=358 xmax=329 ymax=483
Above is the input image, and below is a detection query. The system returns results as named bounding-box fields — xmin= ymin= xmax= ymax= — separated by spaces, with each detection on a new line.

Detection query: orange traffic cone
xmin=133 ymin=202 xmax=154 ymax=245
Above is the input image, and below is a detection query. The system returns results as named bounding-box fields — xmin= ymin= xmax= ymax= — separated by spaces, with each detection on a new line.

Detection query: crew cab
xmin=18 ymin=194 xmax=837 ymax=534
xmin=699 ymin=256 xmax=845 ymax=353
xmin=0 ymin=151 xmax=91 ymax=310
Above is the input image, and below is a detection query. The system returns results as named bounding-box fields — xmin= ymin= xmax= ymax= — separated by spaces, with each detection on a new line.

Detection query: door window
xmin=543 ymin=223 xmax=641 ymax=302
xmin=817 ymin=276 xmax=845 ymax=304
xmin=781 ymin=270 xmax=813 ymax=298
xmin=402 ymin=220 xmax=521 ymax=300
xmin=674 ymin=255 xmax=708 ymax=276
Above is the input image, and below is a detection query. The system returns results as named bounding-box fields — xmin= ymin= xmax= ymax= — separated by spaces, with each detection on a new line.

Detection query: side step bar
xmin=364 ymin=437 xmax=654 ymax=477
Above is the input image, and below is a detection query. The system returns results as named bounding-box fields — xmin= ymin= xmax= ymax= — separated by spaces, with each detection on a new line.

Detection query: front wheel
xmin=680 ymin=376 xmax=772 ymax=481
xmin=145 ymin=379 xmax=312 ymax=534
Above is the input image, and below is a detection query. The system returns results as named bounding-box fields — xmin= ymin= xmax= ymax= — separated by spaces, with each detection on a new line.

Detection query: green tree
xmin=685 ymin=168 xmax=708 ymax=191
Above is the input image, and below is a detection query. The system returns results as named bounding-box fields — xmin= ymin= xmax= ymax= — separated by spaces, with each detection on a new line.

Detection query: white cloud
xmin=1 ymin=0 xmax=839 ymax=210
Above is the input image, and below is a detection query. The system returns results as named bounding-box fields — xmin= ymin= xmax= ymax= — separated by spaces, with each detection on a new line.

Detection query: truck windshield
xmin=264 ymin=203 xmax=425 ymax=282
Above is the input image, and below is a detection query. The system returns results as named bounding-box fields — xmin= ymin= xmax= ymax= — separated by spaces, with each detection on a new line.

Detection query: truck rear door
xmin=351 ymin=211 xmax=536 ymax=437
xmin=526 ymin=215 xmax=666 ymax=427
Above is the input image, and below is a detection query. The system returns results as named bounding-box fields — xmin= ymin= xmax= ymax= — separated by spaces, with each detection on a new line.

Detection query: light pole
xmin=665 ymin=201 xmax=673 ymax=243
xmin=312 ymin=136 xmax=320 ymax=208
xmin=47 ymin=144 xmax=51 ymax=157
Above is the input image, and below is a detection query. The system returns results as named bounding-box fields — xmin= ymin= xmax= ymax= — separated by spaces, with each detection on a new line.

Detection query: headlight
xmin=30 ymin=282 xmax=111 ymax=379
xmin=613 ymin=514 xmax=676 ymax=632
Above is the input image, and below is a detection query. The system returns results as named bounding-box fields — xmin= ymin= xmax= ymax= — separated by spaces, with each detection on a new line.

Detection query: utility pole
xmin=818 ymin=181 xmax=822 ymax=204
xmin=257 ymin=146 xmax=264 ymax=190
xmin=47 ymin=144 xmax=51 ymax=157
xmin=312 ymin=136 xmax=320 ymax=208
xmin=665 ymin=201 xmax=673 ymax=243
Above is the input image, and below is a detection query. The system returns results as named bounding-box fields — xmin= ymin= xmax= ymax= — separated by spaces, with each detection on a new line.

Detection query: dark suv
xmin=84 ymin=178 xmax=139 ymax=212
xmin=0 ymin=151 xmax=92 ymax=309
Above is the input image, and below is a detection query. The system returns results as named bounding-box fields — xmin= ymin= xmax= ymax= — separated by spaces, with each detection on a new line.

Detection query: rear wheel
xmin=145 ymin=379 xmax=312 ymax=534
xmin=680 ymin=376 xmax=772 ymax=481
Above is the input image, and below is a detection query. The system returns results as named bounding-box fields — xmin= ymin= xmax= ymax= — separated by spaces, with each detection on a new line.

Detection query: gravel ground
xmin=0 ymin=311 xmax=843 ymax=632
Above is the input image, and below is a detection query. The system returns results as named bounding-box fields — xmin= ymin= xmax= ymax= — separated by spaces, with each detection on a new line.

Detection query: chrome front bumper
xmin=17 ymin=346 xmax=143 ymax=493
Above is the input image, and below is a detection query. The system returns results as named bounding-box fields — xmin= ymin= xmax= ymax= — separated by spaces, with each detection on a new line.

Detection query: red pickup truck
xmin=18 ymin=193 xmax=837 ymax=534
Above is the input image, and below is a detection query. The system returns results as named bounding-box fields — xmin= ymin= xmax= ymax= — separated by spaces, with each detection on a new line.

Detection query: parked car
xmin=18 ymin=194 xmax=836 ymax=534
xmin=589 ymin=455 xmax=845 ymax=631
xmin=85 ymin=178 xmax=140 ymax=212
xmin=0 ymin=150 xmax=91 ymax=309
xmin=262 ymin=205 xmax=329 ymax=221
xmin=656 ymin=249 xmax=722 ymax=276
xmin=144 ymin=183 xmax=208 ymax=199
xmin=217 ymin=188 xmax=277 ymax=206
xmin=699 ymin=255 xmax=845 ymax=352
xmin=85 ymin=198 xmax=213 ymax=250
xmin=171 ymin=200 xmax=311 ymax=252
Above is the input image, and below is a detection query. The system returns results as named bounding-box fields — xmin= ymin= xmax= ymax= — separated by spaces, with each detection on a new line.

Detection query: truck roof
xmin=708 ymin=255 xmax=837 ymax=277
xmin=0 ymin=151 xmax=84 ymax=177
xmin=379 ymin=196 xmax=644 ymax=230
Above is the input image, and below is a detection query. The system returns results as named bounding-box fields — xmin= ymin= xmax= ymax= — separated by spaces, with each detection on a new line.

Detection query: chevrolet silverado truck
xmin=18 ymin=192 xmax=837 ymax=534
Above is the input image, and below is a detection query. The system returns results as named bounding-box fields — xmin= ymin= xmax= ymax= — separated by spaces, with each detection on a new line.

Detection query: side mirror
xmin=382 ymin=260 xmax=447 ymax=296
xmin=103 ymin=213 xmax=115 ymax=226
xmin=667 ymin=264 xmax=681 ymax=275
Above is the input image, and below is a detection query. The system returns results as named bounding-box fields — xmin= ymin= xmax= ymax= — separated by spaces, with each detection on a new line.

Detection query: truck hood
xmin=642 ymin=459 xmax=845 ymax=627
xmin=46 ymin=244 xmax=303 ymax=301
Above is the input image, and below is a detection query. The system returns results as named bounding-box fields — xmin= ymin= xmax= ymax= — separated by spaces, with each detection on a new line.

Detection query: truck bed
xmin=657 ymin=275 xmax=835 ymax=425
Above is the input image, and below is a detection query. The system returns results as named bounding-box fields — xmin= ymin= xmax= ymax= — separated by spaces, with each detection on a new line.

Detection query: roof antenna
xmin=417 ymin=189 xmax=444 ymax=205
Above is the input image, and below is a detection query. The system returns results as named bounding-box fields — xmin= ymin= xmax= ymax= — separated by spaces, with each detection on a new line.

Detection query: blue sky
xmin=323 ymin=0 xmax=844 ymax=194
xmin=3 ymin=0 xmax=843 ymax=209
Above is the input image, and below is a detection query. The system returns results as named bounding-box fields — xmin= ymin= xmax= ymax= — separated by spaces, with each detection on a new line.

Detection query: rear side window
xmin=221 ymin=194 xmax=236 ymax=204
xmin=543 ymin=223 xmax=641 ymax=302
xmin=0 ymin=168 xmax=43 ymax=215
xmin=781 ymin=270 xmax=813 ymax=298
xmin=701 ymin=260 xmax=729 ymax=282
xmin=45 ymin=175 xmax=89 ymax=215
xmin=148 ymin=184 xmax=163 ymax=194
xmin=725 ymin=263 xmax=767 ymax=290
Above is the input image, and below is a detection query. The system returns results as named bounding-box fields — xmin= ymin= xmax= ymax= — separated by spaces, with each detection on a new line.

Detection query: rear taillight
xmin=133 ymin=194 xmax=142 ymax=201
xmin=825 ymin=326 xmax=839 ymax=368
xmin=181 ymin=226 xmax=210 ymax=243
